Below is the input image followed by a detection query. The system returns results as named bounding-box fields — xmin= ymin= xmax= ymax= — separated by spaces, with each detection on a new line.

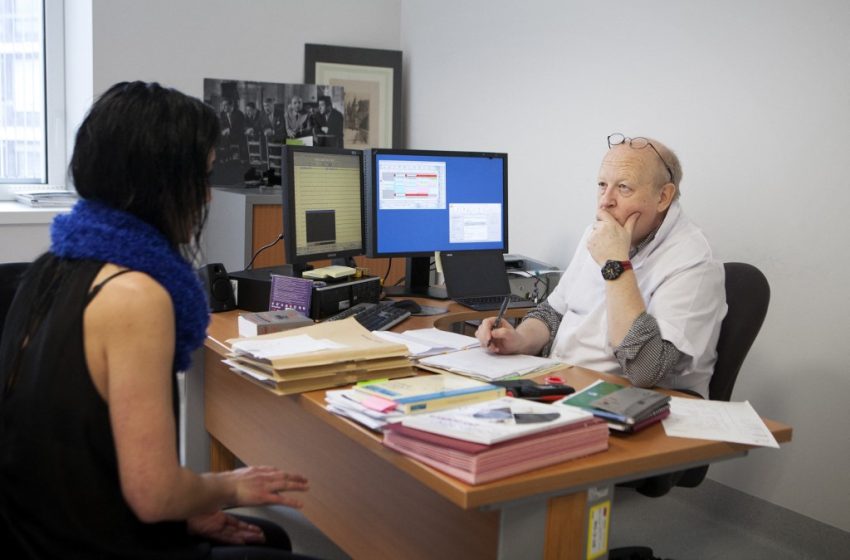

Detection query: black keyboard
xmin=324 ymin=302 xmax=411 ymax=331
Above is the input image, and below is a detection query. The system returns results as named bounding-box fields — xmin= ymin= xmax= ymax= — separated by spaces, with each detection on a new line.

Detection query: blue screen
xmin=371 ymin=151 xmax=507 ymax=256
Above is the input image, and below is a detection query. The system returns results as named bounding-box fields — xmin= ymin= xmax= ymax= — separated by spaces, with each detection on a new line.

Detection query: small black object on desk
xmin=491 ymin=379 xmax=575 ymax=401
xmin=391 ymin=299 xmax=422 ymax=314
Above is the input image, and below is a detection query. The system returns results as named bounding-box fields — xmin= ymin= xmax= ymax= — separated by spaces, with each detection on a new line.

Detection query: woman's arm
xmin=85 ymin=269 xmax=307 ymax=523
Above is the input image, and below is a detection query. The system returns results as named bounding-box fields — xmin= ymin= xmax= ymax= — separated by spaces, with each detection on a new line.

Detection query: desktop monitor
xmin=364 ymin=149 xmax=508 ymax=296
xmin=282 ymin=146 xmax=365 ymax=276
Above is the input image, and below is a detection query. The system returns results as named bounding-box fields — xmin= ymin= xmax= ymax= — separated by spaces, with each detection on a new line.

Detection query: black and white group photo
xmin=203 ymin=79 xmax=345 ymax=185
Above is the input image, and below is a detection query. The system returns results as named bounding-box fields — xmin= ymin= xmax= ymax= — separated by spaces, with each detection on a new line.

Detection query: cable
xmin=383 ymin=258 xmax=393 ymax=286
xmin=246 ymin=232 xmax=283 ymax=270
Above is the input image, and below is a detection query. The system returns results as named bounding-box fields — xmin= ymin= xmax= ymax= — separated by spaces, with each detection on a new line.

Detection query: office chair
xmin=610 ymin=262 xmax=771 ymax=559
xmin=0 ymin=262 xmax=30 ymax=337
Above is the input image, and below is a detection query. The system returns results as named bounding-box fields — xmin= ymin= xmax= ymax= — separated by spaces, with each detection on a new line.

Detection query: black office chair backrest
xmin=627 ymin=261 xmax=771 ymax=496
xmin=708 ymin=262 xmax=771 ymax=402
xmin=0 ymin=262 xmax=30 ymax=338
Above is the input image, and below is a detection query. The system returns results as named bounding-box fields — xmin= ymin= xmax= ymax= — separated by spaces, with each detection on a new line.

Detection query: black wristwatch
xmin=601 ymin=259 xmax=633 ymax=281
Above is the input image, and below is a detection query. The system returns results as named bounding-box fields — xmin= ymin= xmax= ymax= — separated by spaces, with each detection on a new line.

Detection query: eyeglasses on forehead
xmin=607 ymin=133 xmax=674 ymax=183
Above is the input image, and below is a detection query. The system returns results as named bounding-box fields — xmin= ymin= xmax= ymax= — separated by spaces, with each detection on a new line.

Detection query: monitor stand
xmin=382 ymin=256 xmax=448 ymax=300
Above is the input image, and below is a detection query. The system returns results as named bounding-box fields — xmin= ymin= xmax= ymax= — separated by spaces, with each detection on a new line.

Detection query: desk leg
xmin=210 ymin=436 xmax=238 ymax=472
xmin=544 ymin=485 xmax=614 ymax=560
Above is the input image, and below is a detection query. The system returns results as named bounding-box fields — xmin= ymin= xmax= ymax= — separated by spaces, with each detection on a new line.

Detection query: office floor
xmin=233 ymin=479 xmax=849 ymax=559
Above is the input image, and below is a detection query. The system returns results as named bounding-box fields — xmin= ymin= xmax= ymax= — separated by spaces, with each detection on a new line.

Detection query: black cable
xmin=383 ymin=258 xmax=393 ymax=285
xmin=246 ymin=232 xmax=283 ymax=270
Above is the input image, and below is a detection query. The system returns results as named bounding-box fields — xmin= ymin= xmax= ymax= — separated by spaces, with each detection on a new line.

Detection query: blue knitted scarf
xmin=51 ymin=199 xmax=209 ymax=372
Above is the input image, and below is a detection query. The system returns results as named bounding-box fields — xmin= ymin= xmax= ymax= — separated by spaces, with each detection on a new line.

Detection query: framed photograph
xmin=305 ymin=44 xmax=402 ymax=149
xmin=203 ymin=78 xmax=344 ymax=186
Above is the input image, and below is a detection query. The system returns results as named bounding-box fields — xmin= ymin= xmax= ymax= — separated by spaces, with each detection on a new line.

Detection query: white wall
xmin=89 ymin=0 xmax=401 ymax=101
xmin=402 ymin=0 xmax=850 ymax=532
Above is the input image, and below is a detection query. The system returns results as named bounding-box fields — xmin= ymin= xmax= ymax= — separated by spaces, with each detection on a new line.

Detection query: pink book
xmin=383 ymin=419 xmax=609 ymax=485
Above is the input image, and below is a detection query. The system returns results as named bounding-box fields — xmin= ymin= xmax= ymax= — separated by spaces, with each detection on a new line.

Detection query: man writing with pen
xmin=476 ymin=134 xmax=726 ymax=398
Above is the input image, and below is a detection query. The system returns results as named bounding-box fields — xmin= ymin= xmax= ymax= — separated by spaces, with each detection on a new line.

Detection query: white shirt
xmin=546 ymin=201 xmax=726 ymax=397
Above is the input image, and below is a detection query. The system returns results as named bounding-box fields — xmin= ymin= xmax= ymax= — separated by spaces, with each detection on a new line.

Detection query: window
xmin=0 ymin=0 xmax=65 ymax=199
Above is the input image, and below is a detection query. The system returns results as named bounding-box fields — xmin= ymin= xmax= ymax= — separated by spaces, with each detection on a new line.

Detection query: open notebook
xmin=440 ymin=251 xmax=535 ymax=311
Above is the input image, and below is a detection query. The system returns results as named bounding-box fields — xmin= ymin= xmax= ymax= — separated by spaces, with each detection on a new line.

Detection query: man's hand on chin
xmin=588 ymin=210 xmax=639 ymax=265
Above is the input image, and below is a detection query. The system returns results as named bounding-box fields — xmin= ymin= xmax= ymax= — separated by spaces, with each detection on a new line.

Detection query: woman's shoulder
xmin=89 ymin=265 xmax=172 ymax=318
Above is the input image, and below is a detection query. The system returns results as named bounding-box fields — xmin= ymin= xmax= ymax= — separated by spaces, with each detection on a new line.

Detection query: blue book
xmin=354 ymin=373 xmax=505 ymax=414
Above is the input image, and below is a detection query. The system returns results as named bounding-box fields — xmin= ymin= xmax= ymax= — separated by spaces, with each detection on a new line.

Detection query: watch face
xmin=601 ymin=260 xmax=624 ymax=280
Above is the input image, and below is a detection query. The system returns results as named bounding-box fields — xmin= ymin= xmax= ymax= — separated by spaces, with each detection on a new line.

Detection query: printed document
xmin=662 ymin=397 xmax=779 ymax=448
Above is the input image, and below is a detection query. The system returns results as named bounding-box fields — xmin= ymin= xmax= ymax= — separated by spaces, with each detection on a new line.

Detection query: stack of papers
xmin=15 ymin=190 xmax=78 ymax=207
xmin=225 ymin=317 xmax=413 ymax=395
xmin=417 ymin=347 xmax=562 ymax=381
xmin=325 ymin=389 xmax=407 ymax=431
xmin=382 ymin=397 xmax=609 ymax=484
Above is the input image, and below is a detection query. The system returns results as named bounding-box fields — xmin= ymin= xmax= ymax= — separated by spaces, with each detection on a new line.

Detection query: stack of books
xmin=225 ymin=317 xmax=413 ymax=395
xmin=325 ymin=373 xmax=505 ymax=430
xmin=382 ymin=397 xmax=609 ymax=484
xmin=557 ymin=380 xmax=671 ymax=433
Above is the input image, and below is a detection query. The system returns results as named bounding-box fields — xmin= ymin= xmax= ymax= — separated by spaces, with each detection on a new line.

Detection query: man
xmin=243 ymin=101 xmax=261 ymax=138
xmin=284 ymin=95 xmax=312 ymax=139
xmin=477 ymin=134 xmax=726 ymax=397
xmin=259 ymin=98 xmax=285 ymax=142
xmin=314 ymin=96 xmax=344 ymax=148
xmin=218 ymin=98 xmax=245 ymax=160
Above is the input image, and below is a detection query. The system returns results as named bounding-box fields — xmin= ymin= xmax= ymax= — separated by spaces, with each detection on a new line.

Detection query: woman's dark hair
xmin=70 ymin=81 xmax=220 ymax=248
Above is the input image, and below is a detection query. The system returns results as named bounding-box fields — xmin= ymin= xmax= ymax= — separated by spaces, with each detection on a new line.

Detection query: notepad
xmin=417 ymin=347 xmax=561 ymax=381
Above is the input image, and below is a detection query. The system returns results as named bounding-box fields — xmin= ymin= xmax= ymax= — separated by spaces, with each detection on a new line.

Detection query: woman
xmin=0 ymin=82 xmax=313 ymax=558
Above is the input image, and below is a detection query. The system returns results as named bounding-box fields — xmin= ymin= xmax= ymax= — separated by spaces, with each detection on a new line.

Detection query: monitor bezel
xmin=364 ymin=148 xmax=509 ymax=259
xmin=282 ymin=145 xmax=366 ymax=269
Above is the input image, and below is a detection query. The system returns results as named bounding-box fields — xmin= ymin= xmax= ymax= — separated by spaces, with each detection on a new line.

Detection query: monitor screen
xmin=364 ymin=149 xmax=508 ymax=297
xmin=282 ymin=146 xmax=365 ymax=272
xmin=366 ymin=149 xmax=508 ymax=257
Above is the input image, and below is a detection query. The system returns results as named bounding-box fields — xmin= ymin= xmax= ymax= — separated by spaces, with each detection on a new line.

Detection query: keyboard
xmin=324 ymin=301 xmax=411 ymax=331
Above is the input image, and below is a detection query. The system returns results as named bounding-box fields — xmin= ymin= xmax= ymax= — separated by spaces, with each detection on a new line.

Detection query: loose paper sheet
xmin=662 ymin=397 xmax=779 ymax=448
xmin=419 ymin=347 xmax=560 ymax=381
xmin=371 ymin=331 xmax=433 ymax=357
xmin=230 ymin=334 xmax=346 ymax=360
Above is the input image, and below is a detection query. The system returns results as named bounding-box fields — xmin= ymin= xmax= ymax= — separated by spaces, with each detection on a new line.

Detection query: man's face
xmin=246 ymin=106 xmax=257 ymax=118
xmin=596 ymin=145 xmax=674 ymax=244
xmin=290 ymin=97 xmax=303 ymax=112
xmin=221 ymin=100 xmax=232 ymax=113
xmin=263 ymin=102 xmax=273 ymax=115
xmin=318 ymin=100 xmax=328 ymax=114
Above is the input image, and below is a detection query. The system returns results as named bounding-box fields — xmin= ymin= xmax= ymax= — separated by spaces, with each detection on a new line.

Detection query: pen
xmin=493 ymin=295 xmax=511 ymax=329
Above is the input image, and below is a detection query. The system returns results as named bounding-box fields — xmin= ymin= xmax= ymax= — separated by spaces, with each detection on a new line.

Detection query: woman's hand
xmin=216 ymin=466 xmax=309 ymax=509
xmin=188 ymin=511 xmax=264 ymax=545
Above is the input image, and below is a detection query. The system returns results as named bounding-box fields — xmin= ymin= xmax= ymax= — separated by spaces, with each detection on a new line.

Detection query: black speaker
xmin=199 ymin=263 xmax=236 ymax=313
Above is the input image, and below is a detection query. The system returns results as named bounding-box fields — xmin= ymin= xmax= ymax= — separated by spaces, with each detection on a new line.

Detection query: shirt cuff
xmin=525 ymin=301 xmax=563 ymax=356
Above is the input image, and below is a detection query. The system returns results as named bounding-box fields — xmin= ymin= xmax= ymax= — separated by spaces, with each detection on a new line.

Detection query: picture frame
xmin=305 ymin=44 xmax=403 ymax=149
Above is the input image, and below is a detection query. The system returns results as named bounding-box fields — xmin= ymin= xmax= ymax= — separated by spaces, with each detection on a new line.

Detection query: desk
xmin=201 ymin=303 xmax=792 ymax=560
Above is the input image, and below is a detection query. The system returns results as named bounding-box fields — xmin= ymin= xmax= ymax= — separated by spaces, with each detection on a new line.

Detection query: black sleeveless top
xmin=0 ymin=256 xmax=208 ymax=559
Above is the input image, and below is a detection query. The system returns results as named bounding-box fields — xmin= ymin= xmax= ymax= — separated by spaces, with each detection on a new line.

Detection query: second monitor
xmin=282 ymin=146 xmax=365 ymax=278
xmin=364 ymin=148 xmax=509 ymax=297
